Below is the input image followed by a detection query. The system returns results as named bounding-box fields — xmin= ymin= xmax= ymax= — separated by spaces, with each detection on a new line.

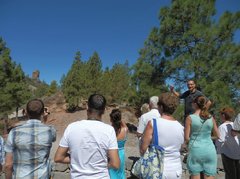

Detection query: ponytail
xmin=200 ymin=104 xmax=210 ymax=120
xmin=110 ymin=109 xmax=122 ymax=135
xmin=194 ymin=96 xmax=211 ymax=120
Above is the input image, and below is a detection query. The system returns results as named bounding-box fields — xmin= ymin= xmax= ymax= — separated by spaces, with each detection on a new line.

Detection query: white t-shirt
xmin=59 ymin=120 xmax=118 ymax=179
xmin=152 ymin=117 xmax=184 ymax=173
xmin=137 ymin=109 xmax=161 ymax=134
xmin=216 ymin=122 xmax=240 ymax=159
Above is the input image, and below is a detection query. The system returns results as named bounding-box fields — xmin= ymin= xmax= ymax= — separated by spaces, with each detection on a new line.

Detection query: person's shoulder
xmin=142 ymin=109 xmax=156 ymax=117
xmin=189 ymin=114 xmax=195 ymax=118
xmin=218 ymin=123 xmax=227 ymax=130
xmin=10 ymin=121 xmax=28 ymax=131
xmin=67 ymin=120 xmax=84 ymax=128
xmin=187 ymin=114 xmax=197 ymax=122
xmin=183 ymin=90 xmax=190 ymax=94
xmin=100 ymin=121 xmax=115 ymax=130
xmin=160 ymin=117 xmax=184 ymax=128
xmin=140 ymin=111 xmax=149 ymax=119
xmin=98 ymin=121 xmax=116 ymax=132
xmin=218 ymin=122 xmax=225 ymax=127
xmin=175 ymin=120 xmax=184 ymax=128
xmin=180 ymin=90 xmax=190 ymax=98
xmin=194 ymin=90 xmax=205 ymax=97
xmin=196 ymin=89 xmax=202 ymax=93
xmin=223 ymin=121 xmax=233 ymax=127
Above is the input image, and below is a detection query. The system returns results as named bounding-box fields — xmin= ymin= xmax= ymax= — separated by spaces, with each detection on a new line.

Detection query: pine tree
xmin=158 ymin=0 xmax=240 ymax=111
xmin=133 ymin=0 xmax=240 ymax=112
xmin=0 ymin=38 xmax=30 ymax=117
xmin=85 ymin=52 xmax=102 ymax=95
xmin=62 ymin=51 xmax=88 ymax=110
xmin=48 ymin=80 xmax=58 ymax=96
xmin=107 ymin=61 xmax=131 ymax=104
xmin=131 ymin=28 xmax=168 ymax=106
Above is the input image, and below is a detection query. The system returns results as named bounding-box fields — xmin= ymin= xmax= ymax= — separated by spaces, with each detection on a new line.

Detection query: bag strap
xmin=152 ymin=118 xmax=158 ymax=146
xmin=188 ymin=117 xmax=207 ymax=151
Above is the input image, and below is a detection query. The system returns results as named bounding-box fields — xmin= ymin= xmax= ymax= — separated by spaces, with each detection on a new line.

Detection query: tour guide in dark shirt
xmin=170 ymin=79 xmax=212 ymax=123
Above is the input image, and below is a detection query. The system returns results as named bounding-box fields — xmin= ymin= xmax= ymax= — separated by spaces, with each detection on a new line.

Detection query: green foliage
xmin=62 ymin=51 xmax=86 ymax=107
xmin=62 ymin=52 xmax=132 ymax=108
xmin=2 ymin=0 xmax=239 ymax=116
xmin=133 ymin=0 xmax=240 ymax=115
xmin=101 ymin=61 xmax=131 ymax=104
xmin=85 ymin=52 xmax=102 ymax=96
xmin=131 ymin=27 xmax=168 ymax=106
xmin=25 ymin=76 xmax=50 ymax=98
xmin=34 ymin=84 xmax=49 ymax=98
xmin=173 ymin=103 xmax=184 ymax=124
xmin=0 ymin=38 xmax=31 ymax=114
xmin=130 ymin=0 xmax=239 ymax=116
xmin=47 ymin=80 xmax=58 ymax=96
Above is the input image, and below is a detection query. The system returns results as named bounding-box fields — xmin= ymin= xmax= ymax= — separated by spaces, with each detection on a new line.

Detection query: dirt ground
xmin=45 ymin=106 xmax=139 ymax=158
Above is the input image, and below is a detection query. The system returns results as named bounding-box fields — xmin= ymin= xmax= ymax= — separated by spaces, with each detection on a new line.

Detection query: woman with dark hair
xmin=109 ymin=109 xmax=128 ymax=179
xmin=185 ymin=96 xmax=219 ymax=179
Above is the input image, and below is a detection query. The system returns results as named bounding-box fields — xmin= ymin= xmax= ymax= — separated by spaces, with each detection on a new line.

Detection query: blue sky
xmin=1 ymin=0 xmax=239 ymax=84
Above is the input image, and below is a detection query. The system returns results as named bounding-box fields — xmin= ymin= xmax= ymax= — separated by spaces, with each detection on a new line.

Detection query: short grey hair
xmin=149 ymin=96 xmax=159 ymax=108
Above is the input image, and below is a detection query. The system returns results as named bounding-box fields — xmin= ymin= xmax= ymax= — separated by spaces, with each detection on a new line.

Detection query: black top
xmin=180 ymin=90 xmax=206 ymax=116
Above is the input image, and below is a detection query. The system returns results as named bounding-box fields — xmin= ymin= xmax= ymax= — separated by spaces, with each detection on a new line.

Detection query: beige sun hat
xmin=233 ymin=113 xmax=240 ymax=131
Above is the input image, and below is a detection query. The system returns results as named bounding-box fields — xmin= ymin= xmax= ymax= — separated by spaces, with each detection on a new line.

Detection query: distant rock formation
xmin=32 ymin=70 xmax=40 ymax=79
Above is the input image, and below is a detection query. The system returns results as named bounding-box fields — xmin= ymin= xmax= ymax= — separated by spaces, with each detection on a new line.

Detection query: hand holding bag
xmin=131 ymin=118 xmax=165 ymax=179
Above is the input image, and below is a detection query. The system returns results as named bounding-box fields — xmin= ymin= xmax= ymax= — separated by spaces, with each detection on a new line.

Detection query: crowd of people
xmin=0 ymin=79 xmax=239 ymax=179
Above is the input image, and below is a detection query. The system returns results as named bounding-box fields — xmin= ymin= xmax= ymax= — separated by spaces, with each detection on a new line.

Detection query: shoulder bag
xmin=131 ymin=118 xmax=165 ymax=179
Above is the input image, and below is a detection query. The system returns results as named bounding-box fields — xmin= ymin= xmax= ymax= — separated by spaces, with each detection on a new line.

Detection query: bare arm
xmin=54 ymin=146 xmax=70 ymax=164
xmin=5 ymin=153 xmax=13 ymax=179
xmin=121 ymin=121 xmax=128 ymax=135
xmin=121 ymin=121 xmax=127 ymax=128
xmin=140 ymin=121 xmax=153 ymax=156
xmin=108 ymin=149 xmax=120 ymax=169
xmin=184 ymin=116 xmax=191 ymax=145
xmin=170 ymin=86 xmax=180 ymax=97
xmin=212 ymin=117 xmax=220 ymax=139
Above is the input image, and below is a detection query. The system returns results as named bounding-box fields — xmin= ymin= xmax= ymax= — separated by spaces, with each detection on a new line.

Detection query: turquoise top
xmin=187 ymin=114 xmax=217 ymax=176
xmin=109 ymin=129 xmax=127 ymax=179
xmin=189 ymin=114 xmax=213 ymax=147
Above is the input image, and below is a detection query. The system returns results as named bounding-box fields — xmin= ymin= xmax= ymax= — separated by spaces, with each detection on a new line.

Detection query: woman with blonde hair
xmin=185 ymin=96 xmax=219 ymax=179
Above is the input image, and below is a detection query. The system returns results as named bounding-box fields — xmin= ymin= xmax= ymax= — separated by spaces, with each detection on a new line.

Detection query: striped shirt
xmin=5 ymin=119 xmax=56 ymax=179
